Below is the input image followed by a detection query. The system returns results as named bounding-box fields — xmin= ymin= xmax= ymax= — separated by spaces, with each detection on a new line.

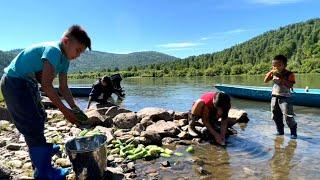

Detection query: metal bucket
xmin=65 ymin=134 xmax=107 ymax=180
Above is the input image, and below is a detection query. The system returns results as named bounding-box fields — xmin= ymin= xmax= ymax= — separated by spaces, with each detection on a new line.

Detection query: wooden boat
xmin=214 ymin=84 xmax=320 ymax=108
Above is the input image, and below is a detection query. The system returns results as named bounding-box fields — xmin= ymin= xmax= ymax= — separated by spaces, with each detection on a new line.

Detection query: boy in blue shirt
xmin=0 ymin=25 xmax=91 ymax=179
xmin=264 ymin=55 xmax=297 ymax=139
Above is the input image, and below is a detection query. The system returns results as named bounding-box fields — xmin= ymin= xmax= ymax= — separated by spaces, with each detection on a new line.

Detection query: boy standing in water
xmin=1 ymin=25 xmax=91 ymax=179
xmin=264 ymin=55 xmax=297 ymax=139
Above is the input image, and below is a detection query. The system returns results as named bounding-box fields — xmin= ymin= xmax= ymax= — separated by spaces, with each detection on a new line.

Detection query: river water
xmin=70 ymin=74 xmax=320 ymax=179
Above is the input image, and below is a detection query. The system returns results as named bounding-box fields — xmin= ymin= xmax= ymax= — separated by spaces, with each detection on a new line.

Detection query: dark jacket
xmin=89 ymin=80 xmax=116 ymax=103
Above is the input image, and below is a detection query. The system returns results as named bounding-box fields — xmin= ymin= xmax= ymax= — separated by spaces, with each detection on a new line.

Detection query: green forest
xmin=69 ymin=18 xmax=320 ymax=79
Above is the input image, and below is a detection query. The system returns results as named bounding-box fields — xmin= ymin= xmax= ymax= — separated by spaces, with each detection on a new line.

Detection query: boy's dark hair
xmin=64 ymin=25 xmax=91 ymax=50
xmin=214 ymin=92 xmax=231 ymax=120
xmin=273 ymin=54 xmax=287 ymax=66
xmin=102 ymin=75 xmax=112 ymax=86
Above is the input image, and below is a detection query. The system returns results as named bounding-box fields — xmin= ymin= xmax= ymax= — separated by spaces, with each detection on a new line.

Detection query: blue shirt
xmin=4 ymin=41 xmax=70 ymax=82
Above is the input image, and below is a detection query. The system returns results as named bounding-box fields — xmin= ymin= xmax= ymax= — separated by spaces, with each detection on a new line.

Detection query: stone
xmin=114 ymin=157 xmax=124 ymax=163
xmin=174 ymin=112 xmax=189 ymax=120
xmin=7 ymin=143 xmax=22 ymax=151
xmin=113 ymin=112 xmax=138 ymax=129
xmin=7 ymin=160 xmax=23 ymax=168
xmin=177 ymin=131 xmax=192 ymax=140
xmin=132 ymin=123 xmax=145 ymax=133
xmin=105 ymin=167 xmax=125 ymax=180
xmin=196 ymin=166 xmax=211 ymax=175
xmin=228 ymin=108 xmax=249 ymax=123
xmin=161 ymin=161 xmax=170 ymax=167
xmin=107 ymin=155 xmax=115 ymax=162
xmin=127 ymin=162 xmax=135 ymax=172
xmin=55 ymin=158 xmax=71 ymax=167
xmin=93 ymin=126 xmax=114 ymax=143
xmin=146 ymin=120 xmax=180 ymax=137
xmin=0 ymin=120 xmax=11 ymax=131
xmin=86 ymin=109 xmax=106 ymax=125
xmin=105 ymin=106 xmax=132 ymax=119
xmin=137 ymin=107 xmax=174 ymax=121
xmin=140 ymin=117 xmax=153 ymax=128
xmin=70 ymin=127 xmax=81 ymax=136
xmin=22 ymin=162 xmax=33 ymax=170
xmin=162 ymin=137 xmax=179 ymax=145
xmin=117 ymin=134 xmax=134 ymax=142
xmin=17 ymin=175 xmax=34 ymax=180
xmin=0 ymin=140 xmax=7 ymax=147
xmin=56 ymin=121 xmax=67 ymax=128
xmin=15 ymin=151 xmax=29 ymax=159
xmin=57 ymin=126 xmax=70 ymax=132
xmin=140 ymin=131 xmax=162 ymax=145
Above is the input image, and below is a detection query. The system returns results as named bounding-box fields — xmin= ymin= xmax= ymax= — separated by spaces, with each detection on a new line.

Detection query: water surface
xmin=70 ymin=74 xmax=320 ymax=179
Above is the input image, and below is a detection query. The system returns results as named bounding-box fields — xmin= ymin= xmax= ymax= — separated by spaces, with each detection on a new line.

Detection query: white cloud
xmin=201 ymin=28 xmax=248 ymax=41
xmin=157 ymin=42 xmax=203 ymax=48
xmin=248 ymin=0 xmax=304 ymax=5
xmin=162 ymin=48 xmax=193 ymax=52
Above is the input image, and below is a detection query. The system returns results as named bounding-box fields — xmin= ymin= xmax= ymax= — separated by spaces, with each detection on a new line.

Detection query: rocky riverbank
xmin=0 ymin=105 xmax=248 ymax=180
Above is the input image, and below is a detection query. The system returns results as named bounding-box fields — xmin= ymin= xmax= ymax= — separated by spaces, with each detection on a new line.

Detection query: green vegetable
xmin=174 ymin=152 xmax=183 ymax=157
xmin=110 ymin=148 xmax=120 ymax=154
xmin=160 ymin=153 xmax=171 ymax=158
xmin=127 ymin=149 xmax=147 ymax=160
xmin=186 ymin=146 xmax=194 ymax=153
xmin=79 ymin=129 xmax=89 ymax=136
xmin=164 ymin=148 xmax=173 ymax=155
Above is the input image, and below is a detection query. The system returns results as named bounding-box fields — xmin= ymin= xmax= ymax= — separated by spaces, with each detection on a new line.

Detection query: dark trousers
xmin=271 ymin=96 xmax=297 ymax=134
xmin=0 ymin=74 xmax=47 ymax=147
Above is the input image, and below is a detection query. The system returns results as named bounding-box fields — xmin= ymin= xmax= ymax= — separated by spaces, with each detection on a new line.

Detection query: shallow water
xmin=70 ymin=75 xmax=320 ymax=179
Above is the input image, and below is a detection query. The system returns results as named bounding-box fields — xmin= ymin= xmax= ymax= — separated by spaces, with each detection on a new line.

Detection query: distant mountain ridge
xmin=0 ymin=49 xmax=179 ymax=73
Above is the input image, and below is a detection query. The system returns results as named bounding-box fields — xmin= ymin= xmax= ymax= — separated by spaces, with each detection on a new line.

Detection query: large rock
xmin=140 ymin=131 xmax=162 ymax=145
xmin=228 ymin=108 xmax=249 ymax=124
xmin=85 ymin=109 xmax=107 ymax=126
xmin=145 ymin=120 xmax=180 ymax=137
xmin=105 ymin=106 xmax=132 ymax=119
xmin=113 ymin=112 xmax=138 ymax=129
xmin=174 ymin=111 xmax=189 ymax=120
xmin=137 ymin=107 xmax=174 ymax=121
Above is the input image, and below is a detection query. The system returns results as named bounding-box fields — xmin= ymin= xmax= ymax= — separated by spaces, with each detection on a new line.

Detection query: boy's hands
xmin=214 ymin=135 xmax=226 ymax=145
xmin=62 ymin=108 xmax=78 ymax=124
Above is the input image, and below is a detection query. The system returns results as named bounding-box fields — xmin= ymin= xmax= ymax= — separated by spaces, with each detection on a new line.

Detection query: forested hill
xmin=69 ymin=51 xmax=178 ymax=72
xmin=0 ymin=50 xmax=179 ymax=73
xmin=138 ymin=18 xmax=320 ymax=76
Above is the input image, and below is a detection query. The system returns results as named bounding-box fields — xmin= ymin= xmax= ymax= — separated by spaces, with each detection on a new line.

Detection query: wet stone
xmin=127 ymin=162 xmax=135 ymax=172
xmin=161 ymin=161 xmax=171 ymax=167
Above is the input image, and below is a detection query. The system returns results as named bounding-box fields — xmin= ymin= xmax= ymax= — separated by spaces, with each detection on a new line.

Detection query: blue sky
xmin=0 ymin=0 xmax=319 ymax=58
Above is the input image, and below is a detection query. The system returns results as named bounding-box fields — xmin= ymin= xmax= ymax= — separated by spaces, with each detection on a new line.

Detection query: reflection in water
xmin=196 ymin=145 xmax=232 ymax=179
xmin=269 ymin=137 xmax=297 ymax=180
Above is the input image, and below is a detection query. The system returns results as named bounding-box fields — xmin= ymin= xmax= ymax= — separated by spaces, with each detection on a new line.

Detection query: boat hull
xmin=214 ymin=84 xmax=320 ymax=108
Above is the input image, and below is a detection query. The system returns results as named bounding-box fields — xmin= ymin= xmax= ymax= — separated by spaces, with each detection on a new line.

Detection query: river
xmin=69 ymin=74 xmax=320 ymax=179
